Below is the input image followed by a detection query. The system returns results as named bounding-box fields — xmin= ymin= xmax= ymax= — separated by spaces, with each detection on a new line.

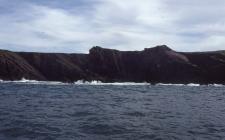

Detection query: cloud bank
xmin=0 ymin=0 xmax=225 ymax=52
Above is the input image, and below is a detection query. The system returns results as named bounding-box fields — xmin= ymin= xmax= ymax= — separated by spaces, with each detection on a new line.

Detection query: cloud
xmin=0 ymin=0 xmax=225 ymax=52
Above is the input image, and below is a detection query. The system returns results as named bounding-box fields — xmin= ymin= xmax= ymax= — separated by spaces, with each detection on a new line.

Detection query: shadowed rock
xmin=0 ymin=45 xmax=225 ymax=84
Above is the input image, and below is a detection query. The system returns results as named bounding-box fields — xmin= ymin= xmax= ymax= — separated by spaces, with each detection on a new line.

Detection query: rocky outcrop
xmin=18 ymin=52 xmax=89 ymax=82
xmin=88 ymin=45 xmax=202 ymax=83
xmin=0 ymin=45 xmax=225 ymax=84
xmin=0 ymin=50 xmax=45 ymax=80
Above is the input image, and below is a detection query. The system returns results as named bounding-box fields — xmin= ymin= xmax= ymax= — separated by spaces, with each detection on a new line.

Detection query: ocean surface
xmin=0 ymin=81 xmax=225 ymax=140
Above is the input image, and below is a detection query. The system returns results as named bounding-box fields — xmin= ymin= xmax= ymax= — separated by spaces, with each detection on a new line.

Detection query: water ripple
xmin=0 ymin=83 xmax=225 ymax=140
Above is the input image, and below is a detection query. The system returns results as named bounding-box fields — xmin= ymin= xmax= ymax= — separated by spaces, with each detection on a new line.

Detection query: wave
xmin=0 ymin=79 xmax=149 ymax=86
xmin=73 ymin=81 xmax=224 ymax=87
xmin=74 ymin=80 xmax=149 ymax=85
xmin=0 ymin=78 xmax=67 ymax=85
xmin=156 ymin=83 xmax=184 ymax=86
xmin=156 ymin=83 xmax=224 ymax=87
xmin=208 ymin=84 xmax=224 ymax=87
xmin=156 ymin=83 xmax=201 ymax=86
xmin=0 ymin=78 xmax=224 ymax=87
xmin=187 ymin=83 xmax=200 ymax=86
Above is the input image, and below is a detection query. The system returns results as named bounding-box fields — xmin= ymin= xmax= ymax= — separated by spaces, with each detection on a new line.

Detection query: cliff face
xmin=0 ymin=45 xmax=225 ymax=84
xmin=0 ymin=50 xmax=45 ymax=80
xmin=18 ymin=52 xmax=89 ymax=82
xmin=88 ymin=46 xmax=202 ymax=83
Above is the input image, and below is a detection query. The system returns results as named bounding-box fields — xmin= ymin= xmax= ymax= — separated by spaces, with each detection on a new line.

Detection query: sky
xmin=0 ymin=0 xmax=225 ymax=53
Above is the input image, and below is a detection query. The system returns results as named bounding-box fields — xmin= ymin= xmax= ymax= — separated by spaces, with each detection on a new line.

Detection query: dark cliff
xmin=0 ymin=45 xmax=225 ymax=84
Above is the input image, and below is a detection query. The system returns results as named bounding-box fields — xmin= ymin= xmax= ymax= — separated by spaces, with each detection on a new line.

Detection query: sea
xmin=0 ymin=80 xmax=225 ymax=140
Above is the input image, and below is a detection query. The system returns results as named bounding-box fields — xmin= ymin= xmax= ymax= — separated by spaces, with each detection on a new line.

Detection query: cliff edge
xmin=0 ymin=45 xmax=225 ymax=84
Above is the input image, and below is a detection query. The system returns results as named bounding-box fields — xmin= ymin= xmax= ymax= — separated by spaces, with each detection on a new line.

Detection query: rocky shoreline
xmin=0 ymin=45 xmax=225 ymax=84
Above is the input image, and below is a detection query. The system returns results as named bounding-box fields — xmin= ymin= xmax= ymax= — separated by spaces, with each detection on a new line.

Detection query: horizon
xmin=0 ymin=0 xmax=225 ymax=53
xmin=1 ymin=45 xmax=225 ymax=54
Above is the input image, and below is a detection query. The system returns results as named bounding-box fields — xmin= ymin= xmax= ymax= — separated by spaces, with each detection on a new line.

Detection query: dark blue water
xmin=0 ymin=83 xmax=225 ymax=140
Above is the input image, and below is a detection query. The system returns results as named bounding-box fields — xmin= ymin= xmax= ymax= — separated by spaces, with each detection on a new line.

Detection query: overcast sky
xmin=0 ymin=0 xmax=225 ymax=53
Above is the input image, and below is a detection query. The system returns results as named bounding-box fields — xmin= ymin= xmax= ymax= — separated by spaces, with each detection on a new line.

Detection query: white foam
xmin=187 ymin=83 xmax=200 ymax=87
xmin=156 ymin=83 xmax=225 ymax=87
xmin=74 ymin=80 xmax=149 ymax=85
xmin=208 ymin=84 xmax=224 ymax=87
xmin=0 ymin=78 xmax=67 ymax=85
xmin=0 ymin=78 xmax=224 ymax=86
xmin=156 ymin=83 xmax=201 ymax=86
xmin=156 ymin=83 xmax=184 ymax=86
xmin=15 ymin=78 xmax=38 ymax=83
